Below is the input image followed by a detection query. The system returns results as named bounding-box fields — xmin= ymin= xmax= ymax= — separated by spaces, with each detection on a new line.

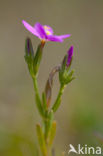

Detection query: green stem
xmin=43 ymin=111 xmax=54 ymax=156
xmin=52 ymin=84 xmax=65 ymax=112
xmin=33 ymin=77 xmax=44 ymax=117
xmin=33 ymin=77 xmax=51 ymax=155
xmin=33 ymin=77 xmax=40 ymax=97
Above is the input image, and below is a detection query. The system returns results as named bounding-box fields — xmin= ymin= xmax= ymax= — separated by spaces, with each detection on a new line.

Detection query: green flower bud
xmin=24 ymin=38 xmax=34 ymax=76
xmin=59 ymin=46 xmax=75 ymax=85
xmin=33 ymin=42 xmax=45 ymax=75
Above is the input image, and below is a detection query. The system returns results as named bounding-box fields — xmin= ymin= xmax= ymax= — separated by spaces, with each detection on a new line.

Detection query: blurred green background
xmin=0 ymin=0 xmax=103 ymax=155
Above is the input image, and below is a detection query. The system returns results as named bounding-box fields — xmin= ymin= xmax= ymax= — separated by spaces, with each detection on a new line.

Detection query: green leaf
xmin=68 ymin=70 xmax=74 ymax=77
xmin=65 ymin=70 xmax=75 ymax=84
xmin=35 ymin=93 xmax=44 ymax=118
xmin=61 ymin=55 xmax=67 ymax=72
xmin=52 ymin=85 xmax=65 ymax=112
xmin=33 ymin=44 xmax=43 ymax=75
xmin=42 ymin=92 xmax=47 ymax=111
xmin=48 ymin=121 xmax=56 ymax=146
xmin=36 ymin=124 xmax=47 ymax=156
xmin=33 ymin=78 xmax=45 ymax=118
xmin=52 ymin=97 xmax=61 ymax=112
xmin=45 ymin=110 xmax=54 ymax=140
xmin=59 ymin=55 xmax=67 ymax=84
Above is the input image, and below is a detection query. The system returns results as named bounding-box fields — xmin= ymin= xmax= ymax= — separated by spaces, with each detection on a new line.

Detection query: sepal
xmin=64 ymin=70 xmax=75 ymax=84
xmin=24 ymin=38 xmax=34 ymax=76
xmin=33 ymin=44 xmax=43 ymax=75
xmin=59 ymin=54 xmax=74 ymax=85
xmin=25 ymin=38 xmax=34 ymax=57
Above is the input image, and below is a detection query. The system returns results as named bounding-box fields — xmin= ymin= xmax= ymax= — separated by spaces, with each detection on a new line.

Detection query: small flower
xmin=22 ymin=20 xmax=71 ymax=42
xmin=67 ymin=46 xmax=74 ymax=67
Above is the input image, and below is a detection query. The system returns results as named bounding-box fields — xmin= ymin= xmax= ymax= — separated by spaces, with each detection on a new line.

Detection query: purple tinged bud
xmin=67 ymin=46 xmax=74 ymax=67
xmin=27 ymin=38 xmax=30 ymax=53
xmin=25 ymin=38 xmax=34 ymax=57
xmin=45 ymin=66 xmax=60 ymax=107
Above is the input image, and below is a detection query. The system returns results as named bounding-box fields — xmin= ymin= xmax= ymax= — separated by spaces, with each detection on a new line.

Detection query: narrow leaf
xmin=35 ymin=93 xmax=44 ymax=117
xmin=42 ymin=92 xmax=47 ymax=111
xmin=33 ymin=44 xmax=43 ymax=75
xmin=52 ymin=98 xmax=61 ymax=112
xmin=44 ymin=110 xmax=54 ymax=140
xmin=52 ymin=85 xmax=65 ymax=112
xmin=36 ymin=124 xmax=47 ymax=156
xmin=48 ymin=121 xmax=57 ymax=146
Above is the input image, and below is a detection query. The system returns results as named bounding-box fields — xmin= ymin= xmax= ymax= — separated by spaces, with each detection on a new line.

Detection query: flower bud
xmin=33 ymin=42 xmax=45 ymax=75
xmin=24 ymin=38 xmax=35 ymax=76
xmin=25 ymin=38 xmax=34 ymax=57
xmin=59 ymin=46 xmax=74 ymax=85
xmin=67 ymin=45 xmax=74 ymax=67
xmin=45 ymin=66 xmax=60 ymax=108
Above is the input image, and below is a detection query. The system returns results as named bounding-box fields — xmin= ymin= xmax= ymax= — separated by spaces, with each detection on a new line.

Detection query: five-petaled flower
xmin=22 ymin=20 xmax=71 ymax=42
xmin=67 ymin=46 xmax=74 ymax=67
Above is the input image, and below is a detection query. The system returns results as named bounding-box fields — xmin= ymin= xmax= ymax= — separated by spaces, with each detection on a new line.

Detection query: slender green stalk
xmin=33 ymin=77 xmax=40 ymax=99
xmin=24 ymin=38 xmax=74 ymax=156
xmin=33 ymin=77 xmax=53 ymax=156
xmin=32 ymin=77 xmax=44 ymax=117
xmin=52 ymin=84 xmax=65 ymax=112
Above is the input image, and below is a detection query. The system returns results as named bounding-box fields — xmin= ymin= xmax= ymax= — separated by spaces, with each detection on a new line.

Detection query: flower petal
xmin=67 ymin=46 xmax=74 ymax=67
xmin=47 ymin=35 xmax=63 ymax=42
xmin=22 ymin=20 xmax=39 ymax=37
xmin=58 ymin=34 xmax=71 ymax=39
xmin=22 ymin=21 xmax=71 ymax=42
xmin=34 ymin=22 xmax=47 ymax=39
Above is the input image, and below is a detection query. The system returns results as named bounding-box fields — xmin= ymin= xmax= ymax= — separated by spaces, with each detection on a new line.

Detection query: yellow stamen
xmin=43 ymin=26 xmax=51 ymax=35
xmin=46 ymin=30 xmax=51 ymax=35
xmin=44 ymin=26 xmax=50 ymax=29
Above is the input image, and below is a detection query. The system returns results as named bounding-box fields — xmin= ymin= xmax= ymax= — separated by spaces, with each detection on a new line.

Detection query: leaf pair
xmin=36 ymin=122 xmax=56 ymax=156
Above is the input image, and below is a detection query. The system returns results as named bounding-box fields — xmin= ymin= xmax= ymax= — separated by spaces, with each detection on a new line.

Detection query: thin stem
xmin=33 ymin=77 xmax=40 ymax=98
xmin=33 ymin=77 xmax=44 ymax=117
xmin=33 ymin=77 xmax=51 ymax=155
xmin=52 ymin=84 xmax=65 ymax=112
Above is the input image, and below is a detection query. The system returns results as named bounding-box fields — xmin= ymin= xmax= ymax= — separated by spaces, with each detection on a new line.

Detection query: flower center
xmin=43 ymin=26 xmax=52 ymax=35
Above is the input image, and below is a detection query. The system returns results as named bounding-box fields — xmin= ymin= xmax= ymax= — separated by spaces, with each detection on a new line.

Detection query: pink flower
xmin=22 ymin=20 xmax=71 ymax=42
